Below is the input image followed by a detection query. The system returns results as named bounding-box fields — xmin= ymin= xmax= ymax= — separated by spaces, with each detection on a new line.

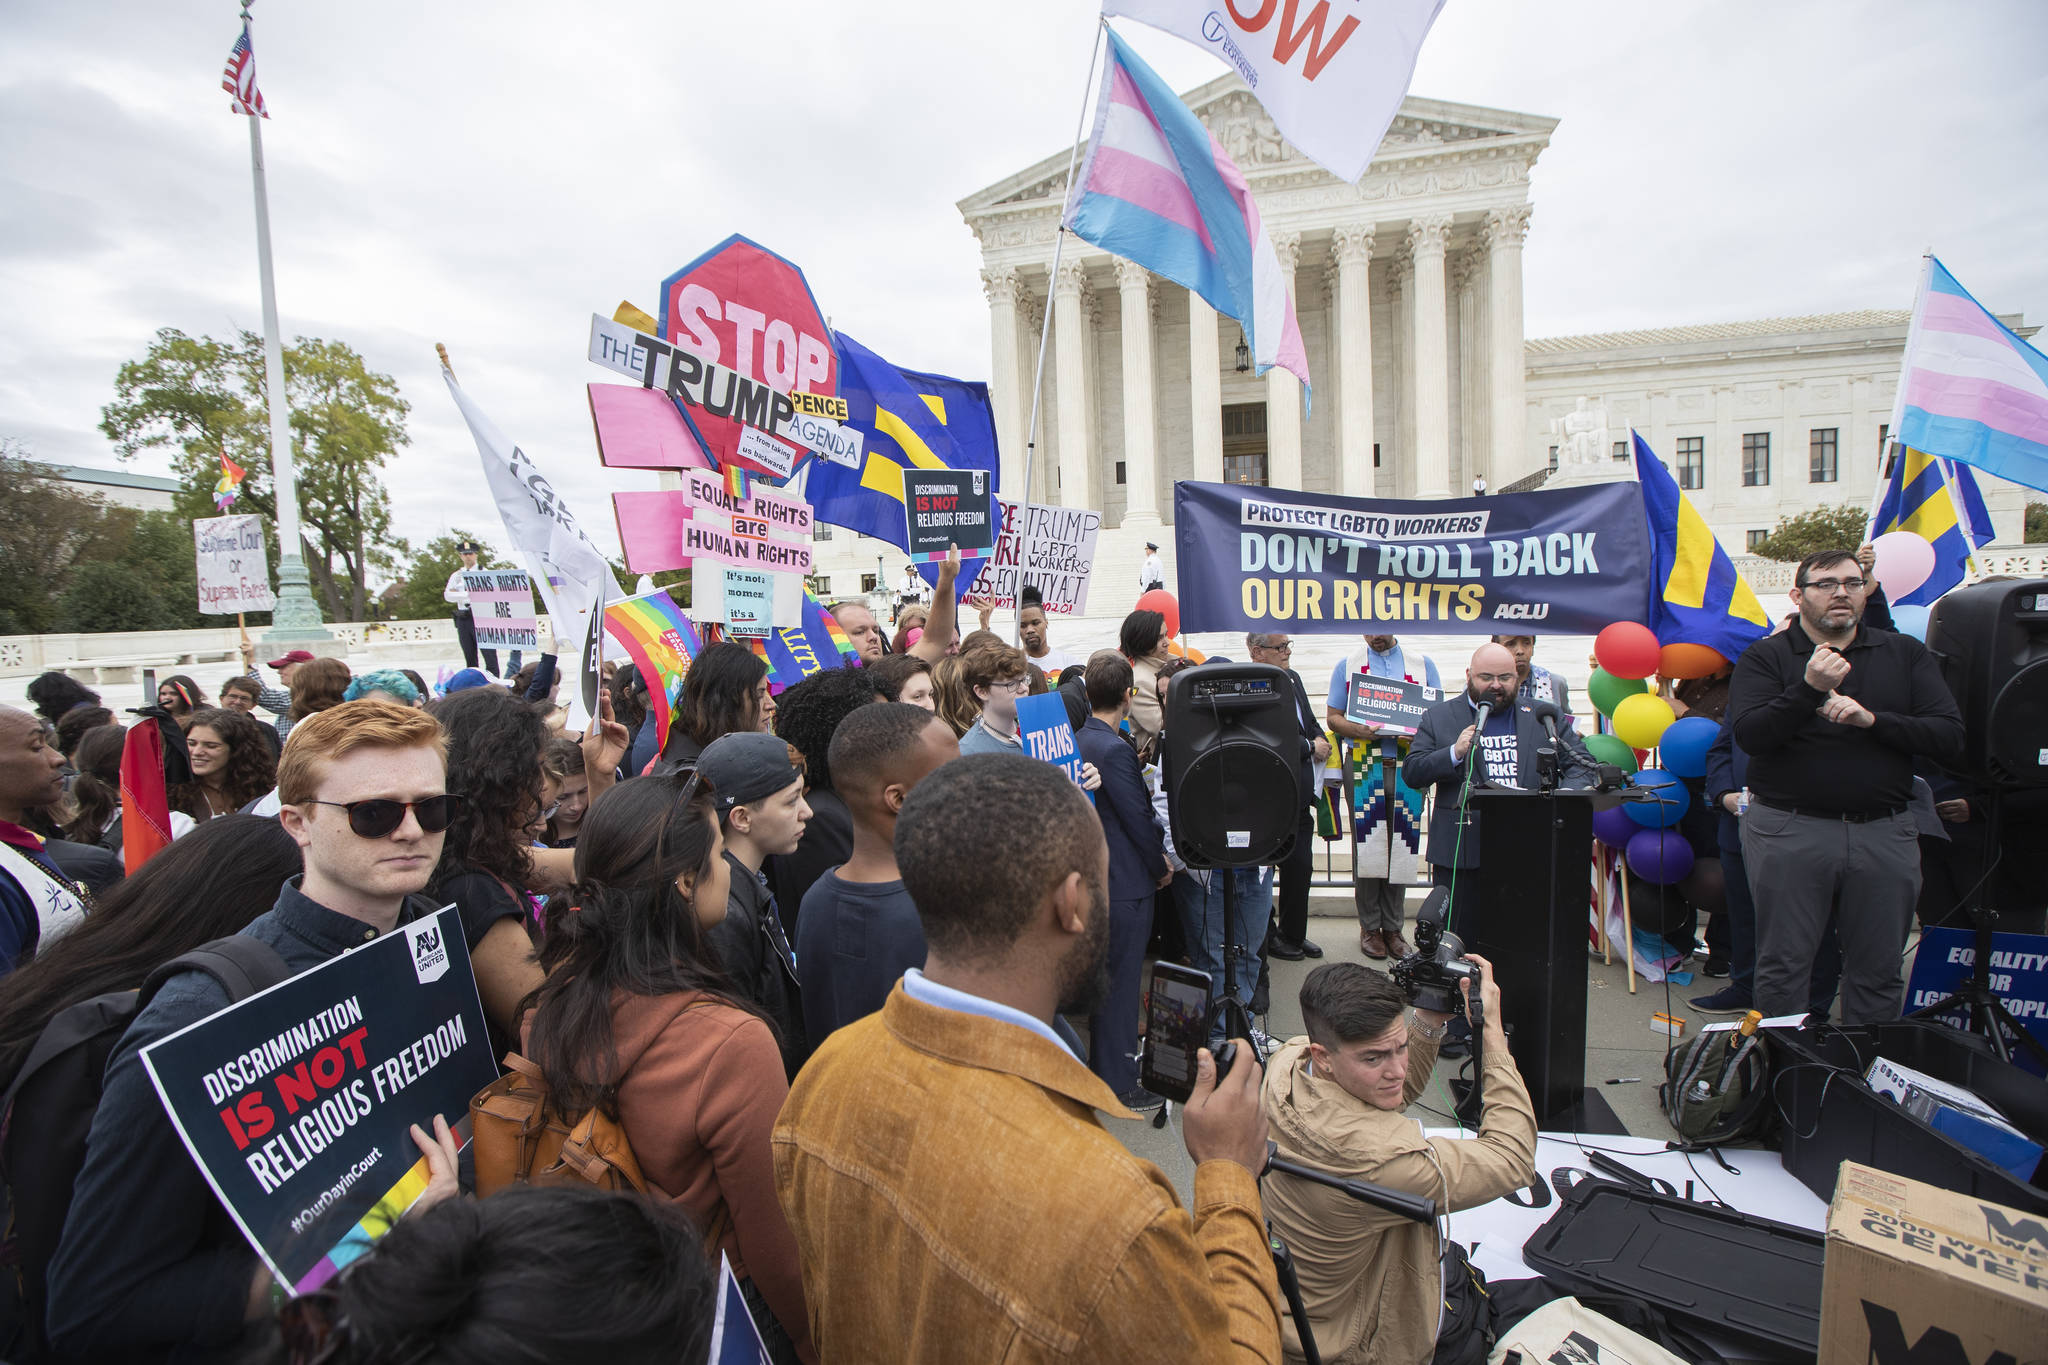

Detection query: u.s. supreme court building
xmin=809 ymin=78 xmax=2033 ymax=600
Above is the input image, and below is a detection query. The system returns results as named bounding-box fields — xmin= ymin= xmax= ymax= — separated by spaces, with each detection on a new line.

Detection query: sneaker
xmin=1688 ymin=986 xmax=1753 ymax=1014
xmin=1700 ymin=957 xmax=1731 ymax=979
xmin=1117 ymin=1087 xmax=1165 ymax=1113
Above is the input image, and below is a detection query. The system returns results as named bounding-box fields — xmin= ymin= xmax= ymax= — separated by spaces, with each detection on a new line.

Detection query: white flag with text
xmin=443 ymin=370 xmax=623 ymax=656
xmin=1102 ymin=0 xmax=1447 ymax=184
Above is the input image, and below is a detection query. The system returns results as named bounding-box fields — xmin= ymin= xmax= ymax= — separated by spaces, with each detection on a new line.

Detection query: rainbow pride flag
xmin=746 ymin=590 xmax=858 ymax=688
xmin=603 ymin=588 xmax=704 ymax=751
xmin=722 ymin=464 xmax=753 ymax=501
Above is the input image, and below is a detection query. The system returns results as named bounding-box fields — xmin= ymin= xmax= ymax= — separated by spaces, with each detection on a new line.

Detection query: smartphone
xmin=1141 ymin=961 xmax=1215 ymax=1104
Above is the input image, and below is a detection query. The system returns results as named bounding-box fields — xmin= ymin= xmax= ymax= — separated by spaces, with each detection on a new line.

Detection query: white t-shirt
xmin=1029 ymin=646 xmax=1080 ymax=677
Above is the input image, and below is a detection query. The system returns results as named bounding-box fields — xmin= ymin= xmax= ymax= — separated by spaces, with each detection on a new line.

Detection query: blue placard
xmin=1015 ymin=691 xmax=1092 ymax=804
xmin=708 ymin=1252 xmax=771 ymax=1363
xmin=1904 ymin=927 xmax=2048 ymax=1076
xmin=1172 ymin=479 xmax=1653 ymax=635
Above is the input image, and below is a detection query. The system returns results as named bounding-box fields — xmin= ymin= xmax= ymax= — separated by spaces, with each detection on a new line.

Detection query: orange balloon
xmin=1659 ymin=642 xmax=1729 ymax=680
xmin=1167 ymin=638 xmax=1207 ymax=663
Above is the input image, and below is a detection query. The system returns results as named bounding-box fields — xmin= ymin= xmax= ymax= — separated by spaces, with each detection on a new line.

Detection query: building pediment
xmin=960 ymin=77 xmax=1555 ymax=216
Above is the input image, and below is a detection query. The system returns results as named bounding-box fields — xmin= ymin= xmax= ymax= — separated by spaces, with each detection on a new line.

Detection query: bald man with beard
xmin=1404 ymin=643 xmax=1598 ymax=925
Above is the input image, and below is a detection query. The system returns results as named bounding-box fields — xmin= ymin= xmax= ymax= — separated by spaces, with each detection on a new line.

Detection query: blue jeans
xmin=1172 ymin=867 xmax=1272 ymax=1043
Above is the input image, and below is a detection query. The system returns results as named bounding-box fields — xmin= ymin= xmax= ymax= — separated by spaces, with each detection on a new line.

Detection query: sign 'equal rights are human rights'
xmin=1172 ymin=480 xmax=1652 ymax=635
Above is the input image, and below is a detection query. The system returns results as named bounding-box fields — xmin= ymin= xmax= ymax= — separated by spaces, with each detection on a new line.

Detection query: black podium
xmin=1452 ymin=787 xmax=1624 ymax=1133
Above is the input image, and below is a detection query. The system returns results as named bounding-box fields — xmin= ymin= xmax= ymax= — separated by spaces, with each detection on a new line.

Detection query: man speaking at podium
xmin=1404 ymin=643 xmax=1596 ymax=924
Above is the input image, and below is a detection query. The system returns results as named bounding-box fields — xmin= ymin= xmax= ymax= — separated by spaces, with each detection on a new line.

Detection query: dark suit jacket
xmin=1077 ymin=717 xmax=1169 ymax=901
xmin=1284 ymin=668 xmax=1321 ymax=809
xmin=1403 ymin=694 xmax=1597 ymax=869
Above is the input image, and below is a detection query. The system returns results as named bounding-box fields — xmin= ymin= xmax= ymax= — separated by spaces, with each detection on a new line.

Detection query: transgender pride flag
xmin=1895 ymin=256 xmax=2048 ymax=496
xmin=1065 ymin=28 xmax=1310 ymax=398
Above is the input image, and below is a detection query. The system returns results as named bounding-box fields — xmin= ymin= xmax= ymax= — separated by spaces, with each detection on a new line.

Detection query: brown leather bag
xmin=469 ymin=1052 xmax=649 ymax=1196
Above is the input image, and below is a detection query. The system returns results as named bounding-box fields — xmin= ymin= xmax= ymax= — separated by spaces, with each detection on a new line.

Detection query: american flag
xmin=222 ymin=20 xmax=268 ymax=118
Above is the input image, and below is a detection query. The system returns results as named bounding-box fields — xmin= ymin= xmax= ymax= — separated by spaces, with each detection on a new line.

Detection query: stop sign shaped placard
xmin=657 ymin=235 xmax=838 ymax=481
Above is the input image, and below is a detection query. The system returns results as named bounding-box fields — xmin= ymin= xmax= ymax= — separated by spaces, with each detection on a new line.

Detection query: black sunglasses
xmin=307 ymin=794 xmax=464 ymax=839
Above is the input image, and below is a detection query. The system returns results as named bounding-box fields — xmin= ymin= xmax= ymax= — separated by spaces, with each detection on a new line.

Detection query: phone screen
xmin=1141 ymin=962 xmax=1214 ymax=1103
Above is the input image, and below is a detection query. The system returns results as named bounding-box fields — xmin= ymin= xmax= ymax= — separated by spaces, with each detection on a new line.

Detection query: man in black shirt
xmin=1727 ymin=548 xmax=1964 ymax=1024
xmin=797 ymin=703 xmax=958 ymax=1043
xmin=47 ymin=700 xmax=465 ymax=1361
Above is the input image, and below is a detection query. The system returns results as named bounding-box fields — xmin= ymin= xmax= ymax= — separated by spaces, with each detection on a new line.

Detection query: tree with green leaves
xmin=1751 ymin=503 xmax=1871 ymax=561
xmin=100 ymin=328 xmax=411 ymax=621
xmin=388 ymin=531 xmax=513 ymax=625
xmin=0 ymin=445 xmax=125 ymax=635
xmin=2027 ymin=502 xmax=2047 ymax=544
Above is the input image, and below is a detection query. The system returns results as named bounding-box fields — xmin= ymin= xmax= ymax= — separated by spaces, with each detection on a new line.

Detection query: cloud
xmin=4 ymin=0 xmax=2043 ymax=580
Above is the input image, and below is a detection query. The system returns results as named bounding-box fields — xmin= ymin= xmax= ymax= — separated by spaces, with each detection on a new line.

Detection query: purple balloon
xmin=1592 ymin=805 xmax=1638 ymax=850
xmin=1626 ymin=828 xmax=1696 ymax=885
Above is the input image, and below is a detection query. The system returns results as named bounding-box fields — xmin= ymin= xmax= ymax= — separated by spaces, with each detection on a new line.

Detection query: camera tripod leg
xmin=1267 ymin=1226 xmax=1322 ymax=1365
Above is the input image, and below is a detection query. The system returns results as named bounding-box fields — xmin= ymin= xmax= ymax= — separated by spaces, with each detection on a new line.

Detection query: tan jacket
xmin=1259 ymin=1030 xmax=1536 ymax=1365
xmin=774 ymin=984 xmax=1282 ymax=1363
xmin=529 ymin=992 xmax=816 ymax=1363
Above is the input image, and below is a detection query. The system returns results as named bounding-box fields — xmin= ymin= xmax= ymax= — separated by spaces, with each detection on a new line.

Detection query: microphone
xmin=1529 ymin=700 xmax=1563 ymax=748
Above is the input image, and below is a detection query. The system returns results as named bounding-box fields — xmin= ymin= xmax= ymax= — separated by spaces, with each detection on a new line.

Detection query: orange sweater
xmin=531 ymin=991 xmax=814 ymax=1363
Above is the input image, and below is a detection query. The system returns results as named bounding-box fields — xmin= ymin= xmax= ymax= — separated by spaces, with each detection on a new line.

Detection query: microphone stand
xmin=1260 ymin=1141 xmax=1438 ymax=1365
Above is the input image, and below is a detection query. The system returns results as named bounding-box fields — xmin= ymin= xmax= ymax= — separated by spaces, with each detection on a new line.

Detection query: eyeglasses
xmin=1259 ymin=642 xmax=1293 ymax=655
xmin=1800 ymin=577 xmax=1868 ymax=595
xmin=307 ymin=794 xmax=464 ymax=839
xmin=993 ymin=677 xmax=1031 ymax=693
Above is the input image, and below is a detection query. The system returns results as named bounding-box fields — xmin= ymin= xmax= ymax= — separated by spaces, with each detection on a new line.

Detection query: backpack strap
xmin=139 ymin=936 xmax=294 ymax=1010
xmin=0 ymin=990 xmax=139 ymax=1118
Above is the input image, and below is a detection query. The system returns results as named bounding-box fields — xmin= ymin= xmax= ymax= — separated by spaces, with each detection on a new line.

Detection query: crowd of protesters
xmin=0 ymin=534 xmax=2016 ymax=1364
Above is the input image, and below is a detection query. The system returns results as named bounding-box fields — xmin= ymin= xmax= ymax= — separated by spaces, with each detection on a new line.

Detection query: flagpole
xmin=1866 ymin=252 xmax=1935 ymax=541
xmin=243 ymin=3 xmax=328 ymax=646
xmin=1011 ymin=18 xmax=1108 ymax=645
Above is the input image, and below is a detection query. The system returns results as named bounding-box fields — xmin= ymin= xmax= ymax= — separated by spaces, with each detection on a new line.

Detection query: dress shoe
xmin=1266 ymin=937 xmax=1307 ymax=962
xmin=1300 ymin=939 xmax=1324 ymax=958
xmin=1383 ymin=932 xmax=1412 ymax=959
xmin=1360 ymin=930 xmax=1389 ymax=959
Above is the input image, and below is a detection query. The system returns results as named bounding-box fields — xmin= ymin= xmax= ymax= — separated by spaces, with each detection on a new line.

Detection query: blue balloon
xmin=1623 ymin=768 xmax=1688 ymax=828
xmin=1626 ymin=827 xmax=1695 ymax=885
xmin=1658 ymin=715 xmax=1718 ymax=779
xmin=1890 ymin=603 xmax=1932 ymax=641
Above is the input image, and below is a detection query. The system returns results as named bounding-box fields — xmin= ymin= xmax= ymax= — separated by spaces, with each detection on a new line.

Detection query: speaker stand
xmin=1219 ymin=869 xmax=1256 ymax=1048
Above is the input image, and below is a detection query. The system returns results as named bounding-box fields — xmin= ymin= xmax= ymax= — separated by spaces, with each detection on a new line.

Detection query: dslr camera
xmin=1389 ymin=887 xmax=1479 ymax=1021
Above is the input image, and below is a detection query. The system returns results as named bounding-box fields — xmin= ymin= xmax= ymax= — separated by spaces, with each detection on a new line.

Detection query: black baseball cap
xmin=696 ymin=733 xmax=801 ymax=813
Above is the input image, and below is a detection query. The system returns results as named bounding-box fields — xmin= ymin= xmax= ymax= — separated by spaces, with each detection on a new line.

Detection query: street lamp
xmin=1234 ymin=331 xmax=1251 ymax=373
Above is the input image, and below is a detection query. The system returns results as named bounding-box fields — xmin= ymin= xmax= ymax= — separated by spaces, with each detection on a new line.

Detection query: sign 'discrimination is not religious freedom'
xmin=140 ymin=906 xmax=496 ymax=1295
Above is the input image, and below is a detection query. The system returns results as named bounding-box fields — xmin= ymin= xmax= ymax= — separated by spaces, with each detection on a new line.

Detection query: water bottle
xmin=1736 ymin=787 xmax=1751 ymax=817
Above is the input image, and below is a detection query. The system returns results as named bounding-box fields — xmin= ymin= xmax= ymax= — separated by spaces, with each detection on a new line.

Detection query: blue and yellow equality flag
xmin=1632 ymin=431 xmax=1770 ymax=662
xmin=1867 ymin=444 xmax=1994 ymax=607
xmin=806 ymin=331 xmax=1000 ymax=585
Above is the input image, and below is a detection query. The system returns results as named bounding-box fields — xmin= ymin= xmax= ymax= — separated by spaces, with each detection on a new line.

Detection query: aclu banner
xmin=1172 ymin=479 xmax=1651 ymax=636
xmin=140 ymin=907 xmax=496 ymax=1294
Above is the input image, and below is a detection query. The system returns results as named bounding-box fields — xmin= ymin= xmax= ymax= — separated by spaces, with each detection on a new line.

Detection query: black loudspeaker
xmin=1924 ymin=578 xmax=2048 ymax=788
xmin=1162 ymin=662 xmax=1301 ymax=868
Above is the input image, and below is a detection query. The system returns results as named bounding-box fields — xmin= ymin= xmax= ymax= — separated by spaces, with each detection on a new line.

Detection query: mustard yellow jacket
xmin=774 ymin=984 xmax=1282 ymax=1363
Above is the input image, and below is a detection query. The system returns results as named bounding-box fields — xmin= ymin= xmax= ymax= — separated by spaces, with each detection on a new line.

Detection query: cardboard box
xmin=1820 ymin=1162 xmax=2048 ymax=1364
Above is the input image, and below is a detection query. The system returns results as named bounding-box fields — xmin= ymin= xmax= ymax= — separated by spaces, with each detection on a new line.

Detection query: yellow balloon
xmin=1611 ymin=693 xmax=1676 ymax=750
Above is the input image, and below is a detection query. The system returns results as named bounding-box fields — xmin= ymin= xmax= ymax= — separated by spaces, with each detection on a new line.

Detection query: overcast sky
xmin=4 ymin=0 xmax=2044 ymax=567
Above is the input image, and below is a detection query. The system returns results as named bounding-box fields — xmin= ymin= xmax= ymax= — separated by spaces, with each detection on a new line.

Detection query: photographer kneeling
xmin=1261 ymin=957 xmax=1536 ymax=1365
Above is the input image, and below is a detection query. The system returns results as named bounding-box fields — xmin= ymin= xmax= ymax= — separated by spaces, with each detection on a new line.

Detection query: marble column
xmin=1483 ymin=205 xmax=1532 ymax=481
xmin=1115 ymin=260 xmax=1161 ymax=525
xmin=1265 ymin=231 xmax=1304 ymax=489
xmin=980 ymin=267 xmax=1024 ymax=497
xmin=1392 ymin=253 xmax=1412 ymax=496
xmin=1332 ymin=223 xmax=1375 ymax=498
xmin=1053 ymin=259 xmax=1091 ymax=508
xmin=1453 ymin=248 xmax=1486 ymax=492
xmin=1407 ymin=215 xmax=1453 ymax=499
xmin=1187 ymin=290 xmax=1224 ymax=484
